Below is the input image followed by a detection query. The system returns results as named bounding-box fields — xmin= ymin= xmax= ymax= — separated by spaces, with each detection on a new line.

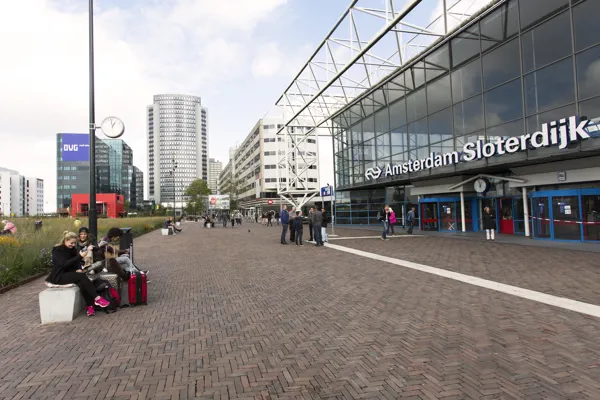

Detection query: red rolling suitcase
xmin=128 ymin=271 xmax=147 ymax=305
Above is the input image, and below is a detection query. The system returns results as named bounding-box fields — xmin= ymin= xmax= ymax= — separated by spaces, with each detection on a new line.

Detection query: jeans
xmin=295 ymin=230 xmax=303 ymax=245
xmin=314 ymin=224 xmax=323 ymax=245
xmin=56 ymin=272 xmax=98 ymax=307
xmin=387 ymin=223 xmax=395 ymax=235
xmin=281 ymin=224 xmax=289 ymax=243
xmin=382 ymin=221 xmax=388 ymax=239
xmin=407 ymin=220 xmax=414 ymax=234
xmin=321 ymin=227 xmax=328 ymax=242
xmin=486 ymin=229 xmax=495 ymax=240
xmin=308 ymin=224 xmax=314 ymax=241
xmin=116 ymin=256 xmax=140 ymax=273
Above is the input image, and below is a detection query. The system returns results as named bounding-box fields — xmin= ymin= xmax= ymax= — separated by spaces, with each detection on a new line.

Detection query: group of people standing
xmin=280 ymin=206 xmax=329 ymax=246
xmin=378 ymin=205 xmax=416 ymax=240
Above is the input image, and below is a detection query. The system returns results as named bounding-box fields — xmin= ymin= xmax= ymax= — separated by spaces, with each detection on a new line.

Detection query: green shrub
xmin=0 ymin=217 xmax=164 ymax=289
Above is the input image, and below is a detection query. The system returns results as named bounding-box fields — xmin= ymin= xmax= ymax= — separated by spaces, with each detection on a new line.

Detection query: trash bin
xmin=119 ymin=227 xmax=134 ymax=263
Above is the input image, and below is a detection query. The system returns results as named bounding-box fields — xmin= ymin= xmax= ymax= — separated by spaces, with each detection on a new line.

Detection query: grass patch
xmin=0 ymin=217 xmax=165 ymax=289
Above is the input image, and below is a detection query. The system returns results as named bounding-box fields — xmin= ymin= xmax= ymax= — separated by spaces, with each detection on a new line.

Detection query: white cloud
xmin=252 ymin=43 xmax=284 ymax=78
xmin=0 ymin=0 xmax=290 ymax=212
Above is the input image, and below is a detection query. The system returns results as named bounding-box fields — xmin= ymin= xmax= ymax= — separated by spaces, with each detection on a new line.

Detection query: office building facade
xmin=332 ymin=0 xmax=600 ymax=242
xmin=134 ymin=166 xmax=144 ymax=209
xmin=147 ymin=94 xmax=209 ymax=207
xmin=56 ymin=133 xmax=140 ymax=212
xmin=0 ymin=167 xmax=44 ymax=216
xmin=208 ymin=158 xmax=223 ymax=194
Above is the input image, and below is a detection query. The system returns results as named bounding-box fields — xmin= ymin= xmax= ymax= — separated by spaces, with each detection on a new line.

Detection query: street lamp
xmin=169 ymin=158 xmax=177 ymax=222
xmin=88 ymin=0 xmax=125 ymax=239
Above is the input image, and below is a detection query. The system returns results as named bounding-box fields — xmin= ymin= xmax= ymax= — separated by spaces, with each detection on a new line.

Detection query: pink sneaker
xmin=87 ymin=306 xmax=95 ymax=317
xmin=94 ymin=296 xmax=110 ymax=308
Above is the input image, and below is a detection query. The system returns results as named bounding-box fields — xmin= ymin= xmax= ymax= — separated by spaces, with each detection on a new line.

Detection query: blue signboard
xmin=321 ymin=186 xmax=334 ymax=197
xmin=61 ymin=134 xmax=90 ymax=162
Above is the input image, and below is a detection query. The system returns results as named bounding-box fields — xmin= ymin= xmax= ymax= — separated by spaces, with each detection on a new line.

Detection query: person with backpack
xmin=378 ymin=205 xmax=391 ymax=241
xmin=45 ymin=231 xmax=111 ymax=317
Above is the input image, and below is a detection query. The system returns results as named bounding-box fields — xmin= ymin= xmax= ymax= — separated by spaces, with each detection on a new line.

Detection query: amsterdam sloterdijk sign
xmin=365 ymin=116 xmax=592 ymax=181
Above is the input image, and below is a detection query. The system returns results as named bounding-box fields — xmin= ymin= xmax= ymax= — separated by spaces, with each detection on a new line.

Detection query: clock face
xmin=100 ymin=117 xmax=125 ymax=138
xmin=474 ymin=178 xmax=488 ymax=193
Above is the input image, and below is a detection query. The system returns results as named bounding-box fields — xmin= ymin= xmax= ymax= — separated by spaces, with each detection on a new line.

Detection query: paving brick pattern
xmin=1 ymin=222 xmax=600 ymax=399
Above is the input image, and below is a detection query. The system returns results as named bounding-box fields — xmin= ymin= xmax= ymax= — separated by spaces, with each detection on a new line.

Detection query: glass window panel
xmin=522 ymin=12 xmax=572 ymax=74
xmin=579 ymin=96 xmax=600 ymax=122
xmin=526 ymin=104 xmax=576 ymax=134
xmin=520 ymin=0 xmax=568 ymax=30
xmin=427 ymin=76 xmax=452 ymax=114
xmin=425 ymin=44 xmax=450 ymax=81
xmin=428 ymin=107 xmax=453 ymax=144
xmin=486 ymin=119 xmax=524 ymax=142
xmin=484 ymin=78 xmax=524 ymax=127
xmin=389 ymin=99 xmax=407 ymax=130
xmin=524 ymin=57 xmax=575 ymax=115
xmin=582 ymin=195 xmax=600 ymax=241
xmin=483 ymin=39 xmax=520 ymax=89
xmin=392 ymin=152 xmax=406 ymax=162
xmin=451 ymin=26 xmax=480 ymax=67
xmin=408 ymin=118 xmax=428 ymax=150
xmin=577 ymin=44 xmax=600 ymax=100
xmin=480 ymin=1 xmax=519 ymax=52
xmin=456 ymin=131 xmax=484 ymax=150
xmin=387 ymin=79 xmax=407 ymax=103
xmin=374 ymin=108 xmax=390 ymax=134
xmin=574 ymin=0 xmax=600 ymax=51
xmin=375 ymin=133 xmax=391 ymax=160
xmin=417 ymin=147 xmax=429 ymax=160
xmin=391 ymin=127 xmax=408 ymax=154
xmin=431 ymin=138 xmax=455 ymax=155
xmin=410 ymin=62 xmax=426 ymax=89
xmin=362 ymin=115 xmax=375 ymax=140
xmin=407 ymin=88 xmax=427 ymax=122
xmin=454 ymin=95 xmax=484 ymax=135
xmin=451 ymin=58 xmax=482 ymax=103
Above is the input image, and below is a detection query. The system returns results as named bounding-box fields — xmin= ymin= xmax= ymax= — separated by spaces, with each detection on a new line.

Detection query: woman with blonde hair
xmin=45 ymin=231 xmax=110 ymax=317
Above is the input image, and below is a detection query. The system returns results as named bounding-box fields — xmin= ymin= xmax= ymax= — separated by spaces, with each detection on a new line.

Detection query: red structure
xmin=71 ymin=194 xmax=125 ymax=219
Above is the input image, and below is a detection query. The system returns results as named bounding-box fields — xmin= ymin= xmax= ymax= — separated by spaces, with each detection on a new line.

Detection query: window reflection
xmin=389 ymin=99 xmax=407 ymax=130
xmin=574 ymin=0 xmax=600 ymax=51
xmin=520 ymin=0 xmax=568 ymax=30
xmin=407 ymin=88 xmax=427 ymax=122
xmin=485 ymin=79 xmax=523 ymax=127
xmin=524 ymin=57 xmax=575 ymax=115
xmin=483 ymin=39 xmax=520 ymax=89
xmin=576 ymin=44 xmax=600 ymax=100
xmin=480 ymin=0 xmax=519 ymax=52
xmin=454 ymin=95 xmax=484 ymax=135
xmin=451 ymin=26 xmax=480 ymax=67
xmin=425 ymin=44 xmax=450 ymax=82
xmin=522 ymin=12 xmax=572 ymax=73
xmin=428 ymin=108 xmax=453 ymax=144
xmin=452 ymin=59 xmax=482 ymax=103
xmin=427 ymin=76 xmax=452 ymax=114
xmin=408 ymin=118 xmax=428 ymax=150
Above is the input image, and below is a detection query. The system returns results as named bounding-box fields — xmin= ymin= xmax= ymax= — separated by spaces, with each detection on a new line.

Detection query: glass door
xmin=440 ymin=201 xmax=457 ymax=231
xmin=532 ymin=197 xmax=551 ymax=239
xmin=552 ymin=196 xmax=581 ymax=241
xmin=420 ymin=203 xmax=438 ymax=231
xmin=582 ymin=195 xmax=600 ymax=242
xmin=513 ymin=197 xmax=525 ymax=234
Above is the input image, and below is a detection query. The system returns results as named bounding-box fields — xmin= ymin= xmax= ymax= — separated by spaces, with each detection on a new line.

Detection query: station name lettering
xmin=365 ymin=116 xmax=591 ymax=181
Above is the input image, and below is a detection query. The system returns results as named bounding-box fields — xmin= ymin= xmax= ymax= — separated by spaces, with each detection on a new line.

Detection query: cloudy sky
xmin=0 ymin=0 xmax=482 ymax=211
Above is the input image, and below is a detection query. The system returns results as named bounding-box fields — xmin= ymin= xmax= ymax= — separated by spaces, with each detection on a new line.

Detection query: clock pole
xmin=88 ymin=0 xmax=98 ymax=239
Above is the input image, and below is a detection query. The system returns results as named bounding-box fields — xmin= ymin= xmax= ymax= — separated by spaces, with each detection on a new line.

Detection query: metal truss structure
xmin=275 ymin=0 xmax=492 ymax=208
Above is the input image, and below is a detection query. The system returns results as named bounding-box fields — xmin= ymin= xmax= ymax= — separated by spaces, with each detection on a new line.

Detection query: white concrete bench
xmin=39 ymin=286 xmax=85 ymax=324
xmin=161 ymin=228 xmax=170 ymax=235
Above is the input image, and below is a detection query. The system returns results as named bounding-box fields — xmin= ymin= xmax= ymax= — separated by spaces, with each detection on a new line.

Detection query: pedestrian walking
xmin=294 ymin=211 xmax=304 ymax=246
xmin=378 ymin=205 xmax=391 ymax=241
xmin=308 ymin=207 xmax=314 ymax=242
xmin=483 ymin=207 xmax=496 ymax=241
xmin=267 ymin=212 xmax=273 ymax=227
xmin=280 ymin=206 xmax=290 ymax=244
xmin=388 ymin=208 xmax=396 ymax=236
xmin=311 ymin=208 xmax=324 ymax=246
xmin=406 ymin=207 xmax=416 ymax=234
xmin=275 ymin=212 xmax=280 ymax=226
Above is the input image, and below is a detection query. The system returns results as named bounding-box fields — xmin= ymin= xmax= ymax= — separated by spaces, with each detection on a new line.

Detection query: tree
xmin=222 ymin=177 xmax=241 ymax=210
xmin=184 ymin=179 xmax=211 ymax=215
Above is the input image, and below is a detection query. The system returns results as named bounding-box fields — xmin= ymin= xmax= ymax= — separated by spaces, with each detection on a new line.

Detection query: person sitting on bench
xmin=164 ymin=217 xmax=182 ymax=234
xmin=98 ymin=228 xmax=148 ymax=276
xmin=45 ymin=231 xmax=111 ymax=317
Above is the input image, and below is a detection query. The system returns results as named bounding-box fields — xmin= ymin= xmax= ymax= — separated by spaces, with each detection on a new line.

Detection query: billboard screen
xmin=61 ymin=134 xmax=90 ymax=162
xmin=208 ymin=195 xmax=230 ymax=210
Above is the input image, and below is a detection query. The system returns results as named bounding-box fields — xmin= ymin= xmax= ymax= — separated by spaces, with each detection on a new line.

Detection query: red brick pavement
xmin=0 ymin=222 xmax=600 ymax=399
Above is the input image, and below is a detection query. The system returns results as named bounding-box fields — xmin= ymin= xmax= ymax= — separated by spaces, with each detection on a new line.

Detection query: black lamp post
xmin=170 ymin=158 xmax=177 ymax=222
xmin=88 ymin=0 xmax=97 ymax=238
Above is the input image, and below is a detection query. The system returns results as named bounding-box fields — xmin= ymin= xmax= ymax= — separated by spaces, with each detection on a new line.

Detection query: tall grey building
xmin=147 ymin=94 xmax=209 ymax=206
xmin=208 ymin=158 xmax=223 ymax=194
xmin=133 ymin=166 xmax=144 ymax=209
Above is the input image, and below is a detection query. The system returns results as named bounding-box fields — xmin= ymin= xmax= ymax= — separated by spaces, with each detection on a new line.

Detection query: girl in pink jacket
xmin=1 ymin=220 xmax=17 ymax=235
xmin=388 ymin=209 xmax=396 ymax=236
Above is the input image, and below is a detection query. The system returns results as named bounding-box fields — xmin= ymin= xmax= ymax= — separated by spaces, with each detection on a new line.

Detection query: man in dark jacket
xmin=379 ymin=205 xmax=391 ymax=240
xmin=311 ymin=208 xmax=324 ymax=246
xmin=308 ymin=208 xmax=314 ymax=241
xmin=293 ymin=211 xmax=304 ymax=245
xmin=289 ymin=207 xmax=296 ymax=243
xmin=280 ymin=206 xmax=290 ymax=244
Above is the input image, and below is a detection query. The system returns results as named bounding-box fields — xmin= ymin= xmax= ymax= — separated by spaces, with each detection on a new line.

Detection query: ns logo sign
xmin=365 ymin=166 xmax=382 ymax=180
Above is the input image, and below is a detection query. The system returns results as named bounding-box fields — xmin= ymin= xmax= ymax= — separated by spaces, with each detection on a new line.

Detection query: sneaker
xmin=94 ymin=296 xmax=110 ymax=308
xmin=87 ymin=306 xmax=95 ymax=317
xmin=142 ymin=270 xmax=149 ymax=275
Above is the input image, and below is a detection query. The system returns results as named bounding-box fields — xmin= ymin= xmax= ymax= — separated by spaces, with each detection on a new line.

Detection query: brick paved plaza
xmin=1 ymin=222 xmax=600 ymax=399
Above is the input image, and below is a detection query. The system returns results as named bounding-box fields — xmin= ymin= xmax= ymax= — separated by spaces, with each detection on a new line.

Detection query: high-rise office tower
xmin=208 ymin=158 xmax=223 ymax=194
xmin=147 ymin=94 xmax=209 ymax=206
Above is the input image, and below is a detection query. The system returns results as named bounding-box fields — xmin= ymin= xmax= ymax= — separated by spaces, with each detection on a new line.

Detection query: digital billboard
xmin=61 ymin=134 xmax=90 ymax=162
xmin=208 ymin=195 xmax=230 ymax=210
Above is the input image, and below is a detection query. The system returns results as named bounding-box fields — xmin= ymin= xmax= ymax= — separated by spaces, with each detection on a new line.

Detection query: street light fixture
xmin=170 ymin=158 xmax=178 ymax=222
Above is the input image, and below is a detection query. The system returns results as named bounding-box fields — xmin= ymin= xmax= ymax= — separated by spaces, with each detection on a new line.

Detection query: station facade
xmin=332 ymin=0 xmax=600 ymax=242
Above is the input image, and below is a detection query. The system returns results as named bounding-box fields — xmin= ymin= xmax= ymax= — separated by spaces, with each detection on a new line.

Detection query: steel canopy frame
xmin=274 ymin=0 xmax=489 ymax=208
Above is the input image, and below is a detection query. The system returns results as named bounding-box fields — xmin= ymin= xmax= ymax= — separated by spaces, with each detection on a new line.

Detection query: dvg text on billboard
xmin=61 ymin=134 xmax=90 ymax=162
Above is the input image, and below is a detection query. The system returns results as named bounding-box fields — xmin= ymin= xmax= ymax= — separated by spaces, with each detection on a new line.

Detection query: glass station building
xmin=332 ymin=0 xmax=600 ymax=242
